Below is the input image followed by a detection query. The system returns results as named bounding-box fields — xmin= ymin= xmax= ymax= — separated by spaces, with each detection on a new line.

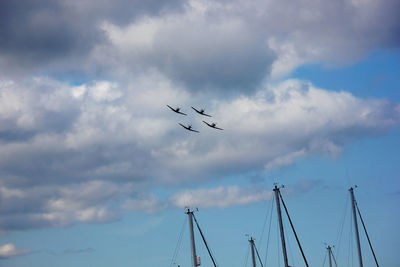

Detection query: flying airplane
xmin=167 ymin=105 xmax=187 ymax=115
xmin=191 ymin=106 xmax=212 ymax=117
xmin=202 ymin=121 xmax=223 ymax=130
xmin=179 ymin=123 xmax=199 ymax=133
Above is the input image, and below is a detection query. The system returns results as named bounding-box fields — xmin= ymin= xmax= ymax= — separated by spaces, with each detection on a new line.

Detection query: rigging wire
xmin=243 ymin=241 xmax=250 ymax=267
xmin=258 ymin=196 xmax=273 ymax=247
xmin=263 ymin=199 xmax=275 ymax=267
xmin=355 ymin=201 xmax=380 ymax=267
xmin=335 ymin=192 xmax=349 ymax=262
xmin=331 ymin=248 xmax=339 ymax=267
xmin=192 ymin=213 xmax=218 ymax=267
xmin=169 ymin=216 xmax=187 ymax=267
xmin=278 ymin=191 xmax=309 ymax=267
xmin=277 ymin=214 xmax=281 ymax=267
xmin=322 ymin=249 xmax=328 ymax=267
xmin=351 ymin=211 xmax=354 ymax=267
xmin=254 ymin=242 xmax=265 ymax=267
xmin=286 ymin=228 xmax=295 ymax=267
xmin=347 ymin=209 xmax=354 ymax=267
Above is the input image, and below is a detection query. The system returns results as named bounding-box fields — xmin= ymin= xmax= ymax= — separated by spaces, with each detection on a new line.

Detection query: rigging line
xmin=192 ymin=213 xmax=218 ymax=267
xmin=322 ymin=249 xmax=328 ymax=267
xmin=278 ymin=191 xmax=309 ymax=267
xmin=335 ymin=193 xmax=349 ymax=262
xmin=331 ymin=249 xmax=339 ymax=267
xmin=286 ymin=229 xmax=296 ymax=267
xmin=243 ymin=241 xmax=250 ymax=267
xmin=169 ymin=216 xmax=187 ymax=267
xmin=254 ymin=242 xmax=265 ymax=267
xmin=264 ymin=198 xmax=275 ymax=267
xmin=348 ymin=209 xmax=354 ymax=267
xmin=277 ymin=214 xmax=281 ymax=267
xmin=355 ymin=201 xmax=379 ymax=267
xmin=258 ymin=195 xmax=272 ymax=248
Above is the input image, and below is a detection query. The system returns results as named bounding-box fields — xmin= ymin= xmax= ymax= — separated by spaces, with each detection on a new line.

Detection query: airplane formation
xmin=167 ymin=105 xmax=223 ymax=133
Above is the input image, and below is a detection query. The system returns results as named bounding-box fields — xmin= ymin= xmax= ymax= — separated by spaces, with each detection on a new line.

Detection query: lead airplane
xmin=179 ymin=123 xmax=199 ymax=133
xmin=191 ymin=106 xmax=212 ymax=117
xmin=203 ymin=121 xmax=223 ymax=130
xmin=167 ymin=105 xmax=187 ymax=115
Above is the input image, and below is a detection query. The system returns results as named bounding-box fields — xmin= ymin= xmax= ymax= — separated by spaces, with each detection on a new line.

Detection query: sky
xmin=0 ymin=0 xmax=399 ymax=266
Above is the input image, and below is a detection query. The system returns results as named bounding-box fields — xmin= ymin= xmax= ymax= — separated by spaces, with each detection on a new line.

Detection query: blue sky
xmin=0 ymin=0 xmax=399 ymax=266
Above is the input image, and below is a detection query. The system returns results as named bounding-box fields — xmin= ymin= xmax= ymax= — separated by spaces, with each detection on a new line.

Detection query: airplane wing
xmin=203 ymin=121 xmax=223 ymax=130
xmin=178 ymin=123 xmax=187 ymax=129
xmin=167 ymin=105 xmax=187 ymax=115
xmin=202 ymin=121 xmax=212 ymax=127
xmin=178 ymin=123 xmax=199 ymax=133
xmin=191 ymin=106 xmax=200 ymax=113
xmin=192 ymin=106 xmax=212 ymax=117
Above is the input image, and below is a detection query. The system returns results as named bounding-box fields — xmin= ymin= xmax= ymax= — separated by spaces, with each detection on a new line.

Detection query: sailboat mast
xmin=327 ymin=246 xmax=332 ymax=267
xmin=349 ymin=187 xmax=363 ymax=267
xmin=186 ymin=209 xmax=198 ymax=267
xmin=249 ymin=237 xmax=257 ymax=267
xmin=274 ymin=185 xmax=289 ymax=267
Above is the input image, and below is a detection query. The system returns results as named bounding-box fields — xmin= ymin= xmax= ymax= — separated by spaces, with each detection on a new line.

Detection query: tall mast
xmin=249 ymin=237 xmax=257 ymax=267
xmin=327 ymin=245 xmax=332 ymax=267
xmin=349 ymin=187 xmax=363 ymax=267
xmin=274 ymin=185 xmax=289 ymax=267
xmin=186 ymin=208 xmax=198 ymax=267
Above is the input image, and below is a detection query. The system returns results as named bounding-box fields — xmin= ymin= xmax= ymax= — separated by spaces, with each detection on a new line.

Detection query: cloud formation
xmin=170 ymin=186 xmax=274 ymax=208
xmin=0 ymin=0 xmax=399 ymax=233
xmin=0 ymin=244 xmax=31 ymax=259
xmin=1 ymin=75 xmax=399 ymax=231
xmin=170 ymin=179 xmax=320 ymax=208
xmin=92 ymin=0 xmax=400 ymax=90
xmin=1 ymin=0 xmax=399 ymax=86
xmin=0 ymin=180 xmax=129 ymax=231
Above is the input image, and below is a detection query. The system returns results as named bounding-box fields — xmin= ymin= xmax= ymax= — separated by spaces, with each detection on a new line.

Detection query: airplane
xmin=179 ymin=123 xmax=199 ymax=133
xmin=191 ymin=106 xmax=212 ymax=117
xmin=167 ymin=105 xmax=187 ymax=115
xmin=202 ymin=121 xmax=223 ymax=130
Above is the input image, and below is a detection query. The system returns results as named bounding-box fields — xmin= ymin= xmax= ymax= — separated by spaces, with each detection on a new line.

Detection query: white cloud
xmin=0 ymin=244 xmax=31 ymax=259
xmin=88 ymin=81 xmax=122 ymax=102
xmin=122 ymin=193 xmax=166 ymax=213
xmin=0 ymin=0 xmax=399 ymax=234
xmin=153 ymin=79 xmax=400 ymax=179
xmin=1 ymin=76 xmax=399 ymax=231
xmin=170 ymin=186 xmax=273 ymax=208
xmin=0 ymin=181 xmax=132 ymax=230
xmin=170 ymin=180 xmax=321 ymax=208
xmin=92 ymin=0 xmax=400 ymax=85
xmin=96 ymin=1 xmax=275 ymax=90
xmin=1 ymin=0 xmax=400 ymax=232
xmin=264 ymin=149 xmax=307 ymax=171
